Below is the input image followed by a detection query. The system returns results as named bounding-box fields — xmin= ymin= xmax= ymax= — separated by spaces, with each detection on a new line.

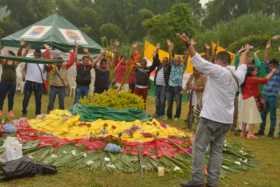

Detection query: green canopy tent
xmin=0 ymin=14 xmax=102 ymax=54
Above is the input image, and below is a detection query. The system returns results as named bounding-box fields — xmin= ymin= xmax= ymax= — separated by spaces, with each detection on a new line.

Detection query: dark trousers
xmin=167 ymin=86 xmax=182 ymax=118
xmin=134 ymin=87 xmax=148 ymax=103
xmin=47 ymin=86 xmax=66 ymax=113
xmin=155 ymin=85 xmax=166 ymax=117
xmin=74 ymin=85 xmax=89 ymax=104
xmin=0 ymin=82 xmax=16 ymax=111
xmin=259 ymin=95 xmax=278 ymax=136
xmin=22 ymin=81 xmax=43 ymax=115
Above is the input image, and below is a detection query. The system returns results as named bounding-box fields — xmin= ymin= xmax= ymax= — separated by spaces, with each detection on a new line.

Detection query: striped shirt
xmin=262 ymin=67 xmax=280 ymax=97
xmin=155 ymin=68 xmax=165 ymax=86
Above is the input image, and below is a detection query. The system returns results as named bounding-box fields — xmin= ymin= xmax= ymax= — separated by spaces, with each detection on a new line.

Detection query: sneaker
xmin=267 ymin=133 xmax=274 ymax=138
xmin=174 ymin=118 xmax=179 ymax=121
xmin=8 ymin=111 xmax=15 ymax=118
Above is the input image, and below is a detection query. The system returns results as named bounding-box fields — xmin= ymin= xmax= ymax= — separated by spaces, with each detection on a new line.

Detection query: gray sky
xmin=200 ymin=0 xmax=211 ymax=6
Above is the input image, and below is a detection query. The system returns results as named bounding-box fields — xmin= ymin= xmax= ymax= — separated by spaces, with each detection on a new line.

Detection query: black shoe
xmin=255 ymin=131 xmax=264 ymax=136
xmin=180 ymin=181 xmax=205 ymax=187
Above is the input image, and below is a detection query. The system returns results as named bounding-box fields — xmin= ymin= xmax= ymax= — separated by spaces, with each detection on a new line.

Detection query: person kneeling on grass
xmin=177 ymin=33 xmax=248 ymax=187
xmin=239 ymin=65 xmax=277 ymax=139
xmin=0 ymin=50 xmax=18 ymax=118
xmin=47 ymin=48 xmax=77 ymax=113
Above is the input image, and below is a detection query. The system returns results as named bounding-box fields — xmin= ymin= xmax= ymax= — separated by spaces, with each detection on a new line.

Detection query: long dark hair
xmin=241 ymin=65 xmax=257 ymax=89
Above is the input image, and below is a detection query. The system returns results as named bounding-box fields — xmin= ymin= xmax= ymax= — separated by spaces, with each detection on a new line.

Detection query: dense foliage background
xmin=1 ymin=0 xmax=280 ymax=54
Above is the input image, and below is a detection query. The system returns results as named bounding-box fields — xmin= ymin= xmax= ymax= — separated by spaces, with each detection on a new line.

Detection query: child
xmin=0 ymin=51 xmax=18 ymax=118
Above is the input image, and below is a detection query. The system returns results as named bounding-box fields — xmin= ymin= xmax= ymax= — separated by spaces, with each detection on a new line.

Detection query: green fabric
xmin=0 ymin=55 xmax=63 ymax=64
xmin=234 ymin=53 xmax=268 ymax=77
xmin=0 ymin=14 xmax=102 ymax=54
xmin=253 ymin=54 xmax=268 ymax=77
xmin=71 ymin=104 xmax=152 ymax=122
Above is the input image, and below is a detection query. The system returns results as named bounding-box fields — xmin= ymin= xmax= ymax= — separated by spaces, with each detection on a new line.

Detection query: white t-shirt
xmin=25 ymin=63 xmax=47 ymax=83
xmin=192 ymin=54 xmax=247 ymax=124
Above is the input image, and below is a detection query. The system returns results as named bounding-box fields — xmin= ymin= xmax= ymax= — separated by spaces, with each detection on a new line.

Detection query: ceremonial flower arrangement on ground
xmin=0 ymin=90 xmax=254 ymax=176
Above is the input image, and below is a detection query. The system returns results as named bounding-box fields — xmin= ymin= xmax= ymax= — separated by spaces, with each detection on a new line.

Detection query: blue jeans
xmin=167 ymin=86 xmax=182 ymax=118
xmin=22 ymin=81 xmax=43 ymax=115
xmin=47 ymin=86 xmax=66 ymax=113
xmin=260 ymin=95 xmax=278 ymax=135
xmin=0 ymin=82 xmax=16 ymax=111
xmin=155 ymin=85 xmax=166 ymax=117
xmin=74 ymin=85 xmax=89 ymax=104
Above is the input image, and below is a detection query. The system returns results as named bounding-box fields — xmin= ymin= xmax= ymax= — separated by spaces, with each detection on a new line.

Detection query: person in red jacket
xmin=240 ymin=65 xmax=277 ymax=139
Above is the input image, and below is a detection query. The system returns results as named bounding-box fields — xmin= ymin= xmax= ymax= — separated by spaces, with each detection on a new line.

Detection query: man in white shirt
xmin=177 ymin=33 xmax=248 ymax=187
xmin=22 ymin=49 xmax=47 ymax=116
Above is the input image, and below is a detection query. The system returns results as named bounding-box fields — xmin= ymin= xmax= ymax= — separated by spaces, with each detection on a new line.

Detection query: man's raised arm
xmin=176 ymin=33 xmax=222 ymax=77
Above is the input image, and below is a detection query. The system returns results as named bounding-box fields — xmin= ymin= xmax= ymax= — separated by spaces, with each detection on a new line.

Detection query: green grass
xmin=1 ymin=93 xmax=280 ymax=187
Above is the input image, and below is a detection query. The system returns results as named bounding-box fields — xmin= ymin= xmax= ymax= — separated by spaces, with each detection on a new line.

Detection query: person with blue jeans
xmin=69 ymin=51 xmax=105 ymax=104
xmin=22 ymin=49 xmax=46 ymax=116
xmin=149 ymin=45 xmax=171 ymax=118
xmin=0 ymin=50 xmax=17 ymax=118
xmin=257 ymin=59 xmax=280 ymax=137
xmin=47 ymin=49 xmax=76 ymax=112
xmin=166 ymin=40 xmax=187 ymax=120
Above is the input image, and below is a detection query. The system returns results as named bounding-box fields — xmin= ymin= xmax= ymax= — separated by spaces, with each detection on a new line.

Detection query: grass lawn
xmin=0 ymin=93 xmax=280 ymax=187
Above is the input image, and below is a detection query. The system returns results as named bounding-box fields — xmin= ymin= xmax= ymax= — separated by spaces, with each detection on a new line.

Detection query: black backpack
xmin=0 ymin=157 xmax=57 ymax=181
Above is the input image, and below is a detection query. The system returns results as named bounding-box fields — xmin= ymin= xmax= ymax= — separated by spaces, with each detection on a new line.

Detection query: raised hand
xmin=244 ymin=44 xmax=253 ymax=53
xmin=176 ymin=33 xmax=191 ymax=45
xmin=43 ymin=44 xmax=50 ymax=49
xmin=272 ymin=35 xmax=280 ymax=40
xmin=166 ymin=39 xmax=174 ymax=51
xmin=83 ymin=48 xmax=89 ymax=54
xmin=266 ymin=40 xmax=272 ymax=49
xmin=204 ymin=43 xmax=210 ymax=50
xmin=156 ymin=43 xmax=160 ymax=50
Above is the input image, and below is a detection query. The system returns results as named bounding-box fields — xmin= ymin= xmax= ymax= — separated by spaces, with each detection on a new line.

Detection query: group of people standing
xmin=0 ymin=43 xmax=112 ymax=118
xmin=237 ymin=39 xmax=280 ymax=139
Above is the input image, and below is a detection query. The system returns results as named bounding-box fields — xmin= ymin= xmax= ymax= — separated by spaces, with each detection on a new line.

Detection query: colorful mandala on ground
xmin=9 ymin=108 xmax=254 ymax=175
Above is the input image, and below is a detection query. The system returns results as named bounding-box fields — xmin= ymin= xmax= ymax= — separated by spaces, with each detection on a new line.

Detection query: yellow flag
xmin=144 ymin=41 xmax=169 ymax=62
xmin=212 ymin=42 xmax=235 ymax=63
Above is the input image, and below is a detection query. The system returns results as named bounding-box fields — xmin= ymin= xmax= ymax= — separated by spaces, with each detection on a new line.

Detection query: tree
xmin=100 ymin=23 xmax=124 ymax=41
xmin=0 ymin=6 xmax=10 ymax=21
xmin=203 ymin=0 xmax=280 ymax=28
xmin=0 ymin=0 xmax=56 ymax=36
xmin=197 ymin=13 xmax=280 ymax=50
xmin=144 ymin=3 xmax=197 ymax=52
